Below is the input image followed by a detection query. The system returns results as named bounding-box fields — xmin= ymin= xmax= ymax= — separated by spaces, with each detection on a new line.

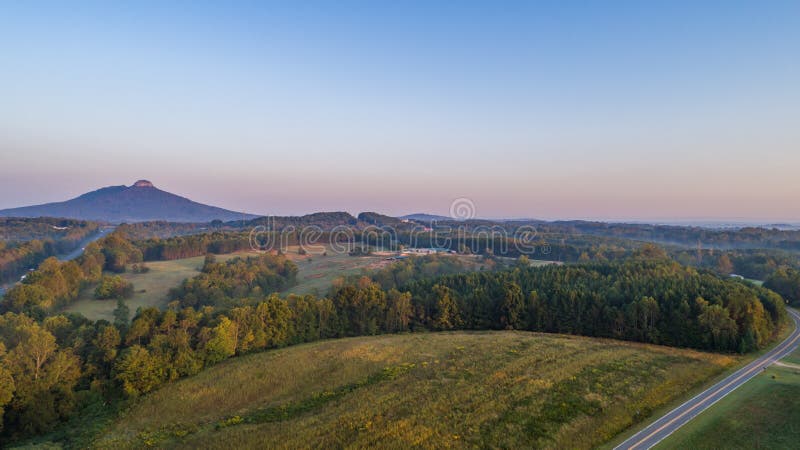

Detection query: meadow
xmin=62 ymin=247 xmax=387 ymax=320
xmin=279 ymin=245 xmax=387 ymax=296
xmin=91 ymin=331 xmax=735 ymax=449
xmin=655 ymin=345 xmax=800 ymax=450
xmin=63 ymin=254 xmax=249 ymax=321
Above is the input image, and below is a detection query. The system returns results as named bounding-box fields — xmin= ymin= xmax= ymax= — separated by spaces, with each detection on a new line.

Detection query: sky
xmin=1 ymin=1 xmax=799 ymax=222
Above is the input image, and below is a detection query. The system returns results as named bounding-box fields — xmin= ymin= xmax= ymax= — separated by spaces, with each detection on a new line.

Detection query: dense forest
xmin=400 ymin=256 xmax=784 ymax=352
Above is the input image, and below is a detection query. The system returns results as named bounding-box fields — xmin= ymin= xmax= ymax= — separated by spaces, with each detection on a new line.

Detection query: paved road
xmin=57 ymin=227 xmax=113 ymax=261
xmin=615 ymin=307 xmax=800 ymax=450
xmin=0 ymin=227 xmax=112 ymax=297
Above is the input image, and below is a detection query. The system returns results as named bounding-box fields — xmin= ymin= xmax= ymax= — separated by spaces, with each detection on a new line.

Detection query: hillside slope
xmin=0 ymin=180 xmax=259 ymax=223
xmin=92 ymin=332 xmax=734 ymax=449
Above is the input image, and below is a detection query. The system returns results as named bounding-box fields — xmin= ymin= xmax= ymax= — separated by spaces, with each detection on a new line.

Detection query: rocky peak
xmin=132 ymin=180 xmax=154 ymax=188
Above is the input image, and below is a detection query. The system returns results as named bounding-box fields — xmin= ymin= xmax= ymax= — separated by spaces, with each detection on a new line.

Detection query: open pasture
xmin=92 ymin=331 xmax=735 ymax=449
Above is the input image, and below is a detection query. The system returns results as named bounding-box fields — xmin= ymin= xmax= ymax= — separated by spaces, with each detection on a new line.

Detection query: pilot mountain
xmin=0 ymin=180 xmax=258 ymax=223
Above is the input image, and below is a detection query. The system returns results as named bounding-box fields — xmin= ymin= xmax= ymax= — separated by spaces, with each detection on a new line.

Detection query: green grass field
xmin=63 ymin=256 xmax=209 ymax=321
xmin=90 ymin=332 xmax=734 ymax=449
xmin=783 ymin=343 xmax=800 ymax=366
xmin=63 ymin=253 xmax=249 ymax=321
xmin=655 ymin=345 xmax=800 ymax=450
xmin=280 ymin=246 xmax=387 ymax=296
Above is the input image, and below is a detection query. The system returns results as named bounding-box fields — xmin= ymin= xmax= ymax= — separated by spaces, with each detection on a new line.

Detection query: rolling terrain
xmin=88 ymin=332 xmax=735 ymax=449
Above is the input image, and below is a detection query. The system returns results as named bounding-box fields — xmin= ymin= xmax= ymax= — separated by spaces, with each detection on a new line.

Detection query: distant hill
xmin=0 ymin=180 xmax=260 ymax=223
xmin=358 ymin=211 xmax=403 ymax=226
xmin=242 ymin=211 xmax=357 ymax=230
xmin=399 ymin=213 xmax=451 ymax=222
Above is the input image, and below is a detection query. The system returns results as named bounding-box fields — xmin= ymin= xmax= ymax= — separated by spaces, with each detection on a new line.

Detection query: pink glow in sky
xmin=1 ymin=2 xmax=799 ymax=222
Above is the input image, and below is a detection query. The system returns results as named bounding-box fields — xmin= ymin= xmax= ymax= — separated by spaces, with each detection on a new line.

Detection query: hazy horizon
xmin=2 ymin=2 xmax=799 ymax=221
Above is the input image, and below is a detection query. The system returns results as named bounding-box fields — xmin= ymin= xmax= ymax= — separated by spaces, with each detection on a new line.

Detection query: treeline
xmin=169 ymin=254 xmax=298 ymax=308
xmin=115 ymin=221 xmax=215 ymax=240
xmin=241 ymin=212 xmax=357 ymax=230
xmin=399 ymin=259 xmax=785 ymax=353
xmin=521 ymin=220 xmax=800 ymax=250
xmin=135 ymin=232 xmax=252 ymax=261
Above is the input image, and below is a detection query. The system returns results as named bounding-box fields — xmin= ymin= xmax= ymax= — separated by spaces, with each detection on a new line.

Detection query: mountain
xmin=0 ymin=180 xmax=260 ymax=223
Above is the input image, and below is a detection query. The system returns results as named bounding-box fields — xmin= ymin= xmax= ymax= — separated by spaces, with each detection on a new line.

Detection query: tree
xmin=432 ymin=284 xmax=460 ymax=330
xmin=515 ymin=255 xmax=530 ymax=268
xmin=0 ymin=343 xmax=15 ymax=433
xmin=8 ymin=321 xmax=57 ymax=381
xmin=633 ymin=243 xmax=668 ymax=260
xmin=385 ymin=289 xmax=413 ymax=332
xmin=1 ymin=318 xmax=81 ymax=435
xmin=91 ymin=325 xmax=121 ymax=370
xmin=499 ymin=282 xmax=524 ymax=329
xmin=113 ymin=300 xmax=131 ymax=329
xmin=717 ymin=254 xmax=734 ymax=274
xmin=94 ymin=275 xmax=134 ymax=300
xmin=202 ymin=317 xmax=237 ymax=364
xmin=114 ymin=345 xmax=164 ymax=397
xmin=698 ymin=304 xmax=737 ymax=350
xmin=2 ymin=284 xmax=54 ymax=313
